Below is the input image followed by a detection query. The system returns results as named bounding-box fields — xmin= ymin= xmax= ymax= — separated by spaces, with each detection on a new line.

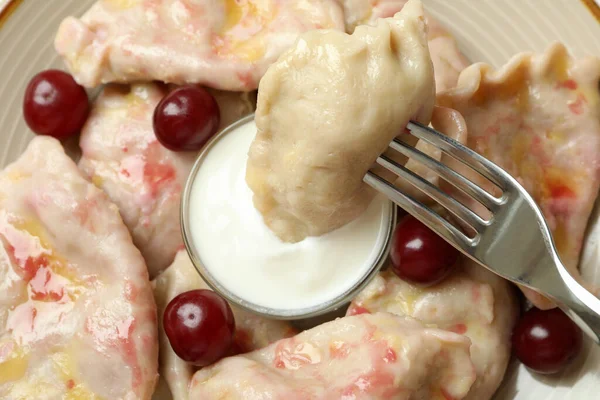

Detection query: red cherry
xmin=390 ymin=215 xmax=458 ymax=285
xmin=512 ymin=307 xmax=582 ymax=374
xmin=23 ymin=70 xmax=89 ymax=139
xmin=153 ymin=86 xmax=220 ymax=151
xmin=164 ymin=289 xmax=235 ymax=367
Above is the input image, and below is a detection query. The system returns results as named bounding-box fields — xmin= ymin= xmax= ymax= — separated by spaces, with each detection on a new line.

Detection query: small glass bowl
xmin=180 ymin=115 xmax=397 ymax=320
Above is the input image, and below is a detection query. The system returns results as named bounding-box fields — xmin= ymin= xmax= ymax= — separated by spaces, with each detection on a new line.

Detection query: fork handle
xmin=554 ymin=268 xmax=600 ymax=344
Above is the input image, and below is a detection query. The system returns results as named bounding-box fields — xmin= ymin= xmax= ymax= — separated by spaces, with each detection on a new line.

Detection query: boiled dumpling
xmin=55 ymin=0 xmax=345 ymax=90
xmin=0 ymin=137 xmax=158 ymax=399
xmin=246 ymin=0 xmax=435 ymax=242
xmin=188 ymin=313 xmax=476 ymax=399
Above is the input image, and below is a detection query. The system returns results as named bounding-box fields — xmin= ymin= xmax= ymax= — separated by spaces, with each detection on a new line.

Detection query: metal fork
xmin=364 ymin=121 xmax=600 ymax=343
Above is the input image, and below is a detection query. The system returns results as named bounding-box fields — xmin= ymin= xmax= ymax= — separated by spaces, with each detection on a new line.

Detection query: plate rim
xmin=1 ymin=0 xmax=599 ymax=29
xmin=0 ymin=1 xmax=599 ymax=400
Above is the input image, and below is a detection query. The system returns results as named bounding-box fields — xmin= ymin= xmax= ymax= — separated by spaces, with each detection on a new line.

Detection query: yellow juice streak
xmin=53 ymin=351 xmax=102 ymax=400
xmin=394 ymin=290 xmax=419 ymax=316
xmin=91 ymin=175 xmax=105 ymax=188
xmin=12 ymin=219 xmax=84 ymax=298
xmin=230 ymin=39 xmax=266 ymax=62
xmin=0 ymin=346 xmax=29 ymax=384
xmin=547 ymin=50 xmax=570 ymax=83
xmin=221 ymin=0 xmax=246 ymax=33
xmin=0 ymin=349 xmax=102 ymax=399
xmin=124 ymin=90 xmax=146 ymax=108
xmin=104 ymin=0 xmax=140 ymax=10
xmin=386 ymin=276 xmax=423 ymax=316
xmin=216 ymin=0 xmax=270 ymax=62
xmin=5 ymin=171 xmax=29 ymax=182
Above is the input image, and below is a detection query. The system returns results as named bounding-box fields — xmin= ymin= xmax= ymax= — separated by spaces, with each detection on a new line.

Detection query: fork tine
xmin=407 ymin=121 xmax=508 ymax=189
xmin=389 ymin=137 xmax=502 ymax=211
xmin=376 ymin=154 xmax=488 ymax=232
xmin=364 ymin=171 xmax=473 ymax=250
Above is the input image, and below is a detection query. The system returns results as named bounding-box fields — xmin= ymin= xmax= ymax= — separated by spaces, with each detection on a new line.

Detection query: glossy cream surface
xmin=0 ymin=137 xmax=158 ymax=399
xmin=188 ymin=119 xmax=392 ymax=311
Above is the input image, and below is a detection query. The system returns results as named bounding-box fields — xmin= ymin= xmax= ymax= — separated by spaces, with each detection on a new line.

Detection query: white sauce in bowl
xmin=186 ymin=118 xmax=393 ymax=312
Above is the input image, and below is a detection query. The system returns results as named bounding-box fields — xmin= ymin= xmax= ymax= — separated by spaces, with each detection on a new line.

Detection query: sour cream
xmin=183 ymin=117 xmax=394 ymax=317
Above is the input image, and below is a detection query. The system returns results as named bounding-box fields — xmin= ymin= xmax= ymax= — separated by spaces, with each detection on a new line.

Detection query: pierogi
xmin=79 ymin=83 xmax=255 ymax=278
xmin=29 ymin=1 xmax=600 ymax=399
xmin=55 ymin=0 xmax=345 ymax=91
xmin=0 ymin=137 xmax=158 ymax=399
xmin=246 ymin=0 xmax=435 ymax=243
xmin=188 ymin=313 xmax=477 ymax=399
xmin=348 ymin=260 xmax=519 ymax=400
xmin=437 ymin=43 xmax=600 ymax=308
xmin=340 ymin=0 xmax=470 ymax=92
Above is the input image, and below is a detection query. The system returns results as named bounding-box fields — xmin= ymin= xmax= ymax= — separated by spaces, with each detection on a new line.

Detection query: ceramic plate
xmin=0 ymin=1 xmax=599 ymax=399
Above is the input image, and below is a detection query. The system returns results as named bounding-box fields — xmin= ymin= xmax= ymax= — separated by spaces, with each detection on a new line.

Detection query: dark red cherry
xmin=23 ymin=69 xmax=89 ymax=139
xmin=512 ymin=307 xmax=582 ymax=374
xmin=153 ymin=86 xmax=220 ymax=151
xmin=390 ymin=215 xmax=459 ymax=285
xmin=164 ymin=289 xmax=235 ymax=367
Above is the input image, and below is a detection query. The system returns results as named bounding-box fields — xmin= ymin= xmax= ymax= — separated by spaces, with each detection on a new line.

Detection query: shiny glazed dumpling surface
xmin=188 ymin=313 xmax=476 ymax=399
xmin=55 ymin=0 xmax=345 ymax=91
xmin=0 ymin=137 xmax=158 ymax=399
xmin=79 ymin=83 xmax=255 ymax=278
xmin=347 ymin=260 xmax=519 ymax=400
xmin=152 ymin=250 xmax=296 ymax=400
xmin=437 ymin=43 xmax=600 ymax=308
xmin=340 ymin=0 xmax=470 ymax=92
xmin=246 ymin=0 xmax=435 ymax=243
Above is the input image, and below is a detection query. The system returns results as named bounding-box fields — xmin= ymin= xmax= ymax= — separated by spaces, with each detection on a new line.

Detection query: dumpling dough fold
xmin=348 ymin=259 xmax=519 ymax=400
xmin=246 ymin=0 xmax=435 ymax=242
xmin=188 ymin=313 xmax=476 ymax=399
xmin=0 ymin=137 xmax=158 ymax=399
xmin=437 ymin=43 xmax=600 ymax=308
xmin=55 ymin=0 xmax=345 ymax=90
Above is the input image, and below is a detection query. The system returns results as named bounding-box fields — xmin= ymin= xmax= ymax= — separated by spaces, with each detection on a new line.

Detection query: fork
xmin=364 ymin=121 xmax=600 ymax=343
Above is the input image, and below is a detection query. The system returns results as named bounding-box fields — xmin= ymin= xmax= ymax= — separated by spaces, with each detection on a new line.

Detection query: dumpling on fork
xmin=246 ymin=0 xmax=435 ymax=243
xmin=79 ymin=83 xmax=255 ymax=278
xmin=340 ymin=0 xmax=409 ymax=31
xmin=55 ymin=0 xmax=345 ymax=91
xmin=152 ymin=250 xmax=296 ymax=400
xmin=0 ymin=137 xmax=158 ymax=399
xmin=340 ymin=0 xmax=470 ymax=92
xmin=188 ymin=313 xmax=476 ymax=399
xmin=437 ymin=43 xmax=600 ymax=308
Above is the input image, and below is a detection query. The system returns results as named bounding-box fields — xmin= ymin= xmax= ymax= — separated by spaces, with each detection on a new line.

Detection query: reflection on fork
xmin=364 ymin=121 xmax=600 ymax=344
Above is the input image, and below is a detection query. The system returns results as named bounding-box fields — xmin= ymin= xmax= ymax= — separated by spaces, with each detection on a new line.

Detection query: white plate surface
xmin=0 ymin=1 xmax=599 ymax=399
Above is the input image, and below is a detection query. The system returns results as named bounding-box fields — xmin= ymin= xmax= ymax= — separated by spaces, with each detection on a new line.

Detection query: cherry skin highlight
xmin=390 ymin=215 xmax=459 ymax=285
xmin=23 ymin=69 xmax=89 ymax=139
xmin=164 ymin=289 xmax=235 ymax=366
xmin=153 ymin=86 xmax=220 ymax=151
xmin=512 ymin=307 xmax=582 ymax=374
